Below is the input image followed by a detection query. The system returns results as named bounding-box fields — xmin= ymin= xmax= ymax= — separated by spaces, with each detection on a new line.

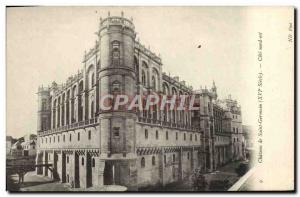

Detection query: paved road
xmin=9 ymin=171 xmax=71 ymax=191
xmin=8 ymin=171 xmax=127 ymax=192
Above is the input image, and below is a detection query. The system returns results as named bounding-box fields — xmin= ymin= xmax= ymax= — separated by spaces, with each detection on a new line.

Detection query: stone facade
xmin=36 ymin=13 xmax=245 ymax=190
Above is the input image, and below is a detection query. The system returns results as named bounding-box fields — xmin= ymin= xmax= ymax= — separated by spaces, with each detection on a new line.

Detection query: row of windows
xmin=144 ymin=129 xmax=199 ymax=142
xmin=41 ymin=130 xmax=92 ymax=144
xmin=22 ymin=145 xmax=35 ymax=150
xmin=232 ymin=127 xmax=239 ymax=133
xmin=65 ymin=155 xmax=96 ymax=167
xmin=216 ymin=136 xmax=228 ymax=142
xmin=140 ymin=153 xmax=191 ymax=168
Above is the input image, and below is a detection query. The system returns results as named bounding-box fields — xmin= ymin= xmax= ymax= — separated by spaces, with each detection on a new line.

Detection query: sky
xmin=7 ymin=6 xmax=258 ymax=138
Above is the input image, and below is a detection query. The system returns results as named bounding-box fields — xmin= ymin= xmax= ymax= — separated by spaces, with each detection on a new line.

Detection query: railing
xmin=137 ymin=116 xmax=199 ymax=131
xmin=39 ymin=117 xmax=98 ymax=136
xmin=100 ymin=16 xmax=135 ymax=30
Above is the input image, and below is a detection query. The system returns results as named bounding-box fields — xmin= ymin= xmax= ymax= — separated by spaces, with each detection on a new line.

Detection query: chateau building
xmin=36 ymin=13 xmax=244 ymax=190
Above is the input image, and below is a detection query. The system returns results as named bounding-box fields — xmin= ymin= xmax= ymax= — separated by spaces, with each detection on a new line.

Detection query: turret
xmin=97 ymin=12 xmax=137 ymax=189
xmin=37 ymin=86 xmax=51 ymax=133
xmin=211 ymin=80 xmax=218 ymax=100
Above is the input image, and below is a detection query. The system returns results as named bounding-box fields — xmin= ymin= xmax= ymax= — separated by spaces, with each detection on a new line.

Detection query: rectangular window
xmin=41 ymin=99 xmax=47 ymax=111
xmin=88 ymin=130 xmax=91 ymax=140
xmin=114 ymin=127 xmax=120 ymax=137
xmin=145 ymin=129 xmax=148 ymax=139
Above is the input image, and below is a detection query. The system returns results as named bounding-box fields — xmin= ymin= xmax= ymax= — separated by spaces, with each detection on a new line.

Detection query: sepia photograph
xmin=5 ymin=6 xmax=294 ymax=192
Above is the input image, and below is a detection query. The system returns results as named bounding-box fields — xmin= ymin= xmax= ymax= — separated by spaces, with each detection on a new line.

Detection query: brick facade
xmin=36 ymin=13 xmax=245 ymax=190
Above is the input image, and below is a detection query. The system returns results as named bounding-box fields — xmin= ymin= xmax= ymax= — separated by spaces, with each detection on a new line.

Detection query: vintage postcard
xmin=6 ymin=6 xmax=294 ymax=192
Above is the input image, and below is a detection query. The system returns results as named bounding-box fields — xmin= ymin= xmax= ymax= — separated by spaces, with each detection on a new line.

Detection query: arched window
xmin=66 ymin=90 xmax=70 ymax=125
xmin=90 ymin=101 xmax=94 ymax=118
xmin=166 ymin=131 xmax=169 ymax=140
xmin=152 ymin=68 xmax=159 ymax=91
xmin=91 ymin=73 xmax=95 ymax=86
xmin=187 ymin=152 xmax=190 ymax=160
xmin=156 ymin=130 xmax=159 ymax=139
xmin=142 ymin=70 xmax=146 ymax=86
xmin=176 ymin=132 xmax=178 ymax=140
xmin=152 ymin=76 xmax=156 ymax=90
xmin=69 ymin=133 xmax=72 ymax=142
xmin=63 ymin=134 xmax=65 ymax=142
xmin=164 ymin=155 xmax=166 ymax=165
xmin=78 ymin=95 xmax=83 ymax=121
xmin=71 ymin=85 xmax=77 ymax=123
xmin=195 ymin=134 xmax=197 ymax=141
xmin=82 ymin=157 xmax=84 ymax=166
xmin=134 ymin=56 xmax=139 ymax=84
xmin=92 ymin=158 xmax=95 ymax=167
xmin=79 ymin=81 xmax=84 ymax=93
xmin=190 ymin=134 xmax=192 ymax=141
xmin=141 ymin=157 xmax=145 ymax=168
xmin=78 ymin=132 xmax=80 ymax=141
xmin=67 ymin=156 xmax=69 ymax=163
xmin=184 ymin=133 xmax=186 ymax=140
xmin=152 ymin=156 xmax=156 ymax=166
xmin=173 ymin=154 xmax=175 ymax=162
xmin=57 ymin=97 xmax=61 ymax=127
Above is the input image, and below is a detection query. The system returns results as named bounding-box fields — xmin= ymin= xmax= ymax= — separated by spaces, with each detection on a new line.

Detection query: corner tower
xmin=97 ymin=12 xmax=137 ymax=189
xmin=37 ymin=86 xmax=51 ymax=133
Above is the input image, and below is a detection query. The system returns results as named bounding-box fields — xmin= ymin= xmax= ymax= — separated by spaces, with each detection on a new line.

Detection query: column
xmin=191 ymin=147 xmax=195 ymax=171
xmin=43 ymin=150 xmax=48 ymax=176
xmin=55 ymin=102 xmax=59 ymax=128
xmin=51 ymin=103 xmax=54 ymax=129
xmin=96 ymin=158 xmax=105 ymax=186
xmin=159 ymin=148 xmax=165 ymax=186
xmin=84 ymin=150 xmax=88 ymax=188
xmin=179 ymin=147 xmax=183 ymax=180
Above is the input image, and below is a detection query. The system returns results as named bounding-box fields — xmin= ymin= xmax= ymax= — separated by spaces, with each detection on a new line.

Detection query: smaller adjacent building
xmin=11 ymin=141 xmax=23 ymax=157
xmin=9 ymin=134 xmax=37 ymax=157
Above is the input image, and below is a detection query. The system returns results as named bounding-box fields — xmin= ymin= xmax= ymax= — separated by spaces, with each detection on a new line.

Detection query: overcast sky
xmin=7 ymin=6 xmax=258 ymax=138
